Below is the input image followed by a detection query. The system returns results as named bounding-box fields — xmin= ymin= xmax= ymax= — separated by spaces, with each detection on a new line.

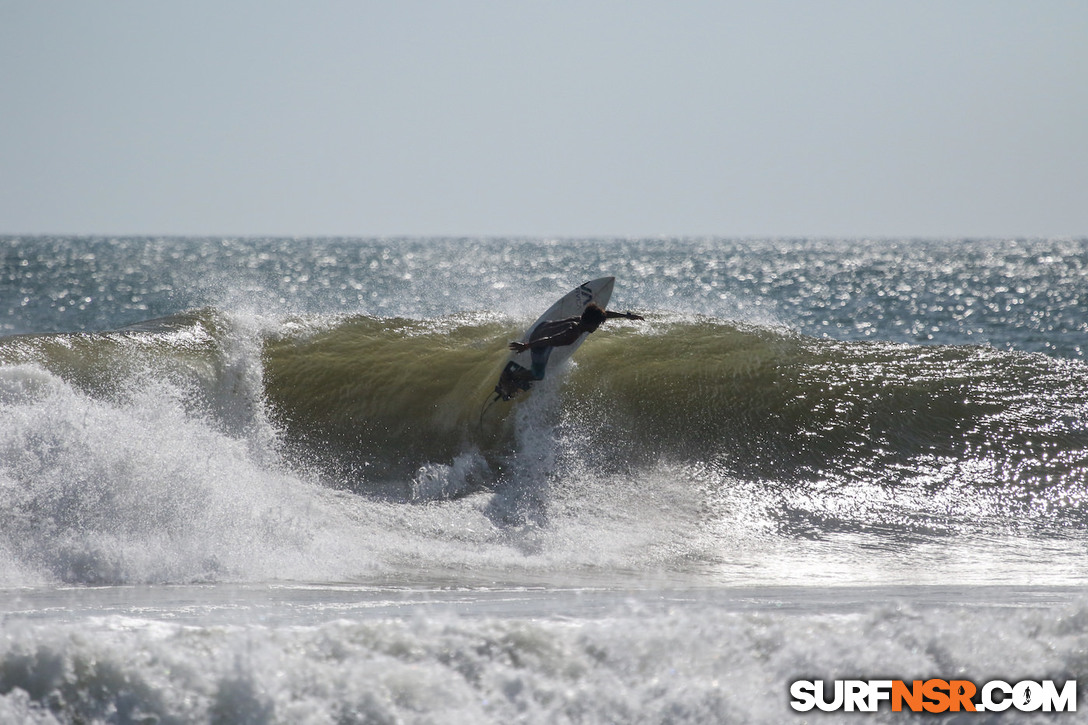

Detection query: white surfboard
xmin=490 ymin=276 xmax=615 ymax=402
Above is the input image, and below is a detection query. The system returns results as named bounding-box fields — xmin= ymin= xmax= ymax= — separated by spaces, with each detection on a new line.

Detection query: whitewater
xmin=1 ymin=236 xmax=1086 ymax=723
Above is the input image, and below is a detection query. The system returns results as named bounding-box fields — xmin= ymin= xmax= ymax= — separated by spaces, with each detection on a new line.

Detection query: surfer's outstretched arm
xmin=508 ymin=311 xmax=642 ymax=351
xmin=605 ymin=310 xmax=645 ymax=321
xmin=508 ymin=329 xmax=579 ymax=352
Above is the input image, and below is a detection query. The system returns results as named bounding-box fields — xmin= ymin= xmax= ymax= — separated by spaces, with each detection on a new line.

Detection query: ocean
xmin=1 ymin=236 xmax=1086 ymax=723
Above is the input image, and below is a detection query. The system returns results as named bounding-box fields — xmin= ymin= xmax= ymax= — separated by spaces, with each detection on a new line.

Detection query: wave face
xmin=1 ymin=236 xmax=1087 ymax=587
xmin=262 ymin=312 xmax=1088 ymax=496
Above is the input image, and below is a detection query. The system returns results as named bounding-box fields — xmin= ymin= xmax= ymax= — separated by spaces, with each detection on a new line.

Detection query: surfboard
xmin=489 ymin=276 xmax=615 ymax=403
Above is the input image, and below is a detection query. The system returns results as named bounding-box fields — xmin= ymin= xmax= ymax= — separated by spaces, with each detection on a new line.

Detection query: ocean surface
xmin=1 ymin=236 xmax=1087 ymax=723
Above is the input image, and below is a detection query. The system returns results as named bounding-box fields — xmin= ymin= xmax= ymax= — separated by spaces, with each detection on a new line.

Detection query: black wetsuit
xmin=527 ymin=316 xmax=583 ymax=379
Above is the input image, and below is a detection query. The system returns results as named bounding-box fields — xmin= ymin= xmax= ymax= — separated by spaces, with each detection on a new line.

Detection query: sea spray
xmin=0 ymin=364 xmax=333 ymax=584
xmin=410 ymin=450 xmax=490 ymax=501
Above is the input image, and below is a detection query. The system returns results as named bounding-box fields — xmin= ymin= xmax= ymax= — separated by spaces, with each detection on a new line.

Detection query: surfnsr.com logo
xmin=790 ymin=679 xmax=1077 ymax=714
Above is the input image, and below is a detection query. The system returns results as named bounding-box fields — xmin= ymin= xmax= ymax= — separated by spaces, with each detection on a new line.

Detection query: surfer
xmin=485 ymin=278 xmax=640 ymax=406
xmin=507 ymin=303 xmax=643 ymax=383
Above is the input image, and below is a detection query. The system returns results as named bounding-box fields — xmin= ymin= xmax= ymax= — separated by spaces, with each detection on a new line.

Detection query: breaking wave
xmin=1 ymin=307 xmax=1087 ymax=585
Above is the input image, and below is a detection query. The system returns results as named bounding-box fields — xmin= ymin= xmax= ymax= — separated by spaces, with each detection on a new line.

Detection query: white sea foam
xmin=1 ymin=588 xmax=1085 ymax=724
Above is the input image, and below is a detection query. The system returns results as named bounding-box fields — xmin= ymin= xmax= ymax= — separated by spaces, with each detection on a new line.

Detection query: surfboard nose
xmin=598 ymin=276 xmax=615 ymax=302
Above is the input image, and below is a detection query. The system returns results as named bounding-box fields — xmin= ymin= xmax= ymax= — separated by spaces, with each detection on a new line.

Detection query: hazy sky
xmin=2 ymin=1 xmax=1085 ymax=237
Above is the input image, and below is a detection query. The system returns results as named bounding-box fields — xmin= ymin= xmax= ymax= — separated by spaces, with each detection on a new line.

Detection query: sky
xmin=1 ymin=1 xmax=1085 ymax=238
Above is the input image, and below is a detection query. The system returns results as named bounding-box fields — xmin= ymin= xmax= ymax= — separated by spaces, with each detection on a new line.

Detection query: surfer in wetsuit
xmin=505 ymin=303 xmax=643 ymax=384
